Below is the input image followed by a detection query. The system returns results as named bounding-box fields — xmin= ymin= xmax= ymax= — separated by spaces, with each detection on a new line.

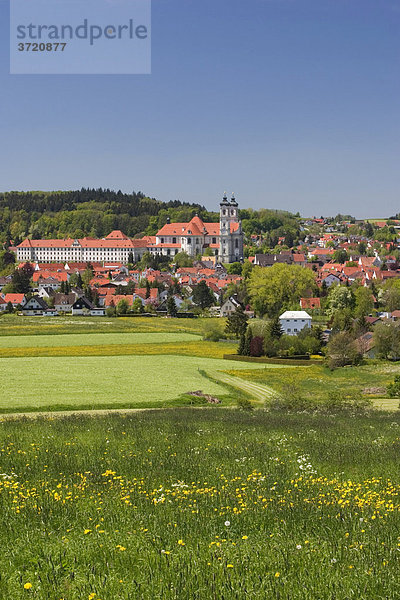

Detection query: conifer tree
xmin=270 ymin=316 xmax=284 ymax=339
xmin=243 ymin=327 xmax=253 ymax=356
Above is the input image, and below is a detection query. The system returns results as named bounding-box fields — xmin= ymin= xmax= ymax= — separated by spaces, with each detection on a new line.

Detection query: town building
xmin=16 ymin=194 xmax=244 ymax=265
xmin=16 ymin=231 xmax=148 ymax=265
xmin=279 ymin=310 xmax=312 ymax=336
xmin=149 ymin=193 xmax=244 ymax=262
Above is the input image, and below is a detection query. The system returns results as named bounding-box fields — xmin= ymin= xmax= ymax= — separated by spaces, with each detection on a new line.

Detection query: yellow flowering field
xmin=0 ymin=409 xmax=400 ymax=598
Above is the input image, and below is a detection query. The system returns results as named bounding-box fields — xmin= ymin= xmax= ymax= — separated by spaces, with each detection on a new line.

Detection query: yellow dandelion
xmin=275 ymin=572 xmax=280 ymax=578
xmin=178 ymin=539 xmax=185 ymax=546
xmin=24 ymin=582 xmax=33 ymax=590
xmin=242 ymin=535 xmax=248 ymax=540
xmin=227 ymin=564 xmax=233 ymax=568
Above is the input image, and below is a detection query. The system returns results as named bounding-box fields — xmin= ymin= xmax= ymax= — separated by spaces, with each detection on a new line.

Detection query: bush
xmin=202 ymin=321 xmax=226 ymax=342
xmin=387 ymin=375 xmax=400 ymax=398
xmin=268 ymin=379 xmax=312 ymax=412
xmin=237 ymin=397 xmax=253 ymax=411
xmin=322 ymin=390 xmax=372 ymax=415
xmin=326 ymin=331 xmax=362 ymax=369
xmin=250 ymin=336 xmax=264 ymax=357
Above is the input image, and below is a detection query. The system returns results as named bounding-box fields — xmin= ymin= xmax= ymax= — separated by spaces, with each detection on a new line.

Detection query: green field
xmin=227 ymin=362 xmax=400 ymax=404
xmin=0 ymin=332 xmax=200 ymax=348
xmin=0 ymin=314 xmax=209 ymax=337
xmin=0 ymin=355 xmax=273 ymax=412
xmin=1 ymin=410 xmax=400 ymax=599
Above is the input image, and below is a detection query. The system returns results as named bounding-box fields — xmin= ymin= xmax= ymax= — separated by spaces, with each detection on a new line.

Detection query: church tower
xmin=219 ymin=192 xmax=241 ymax=262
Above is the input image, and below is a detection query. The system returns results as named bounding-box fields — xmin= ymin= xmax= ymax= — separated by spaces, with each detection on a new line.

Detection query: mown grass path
xmin=209 ymin=370 xmax=275 ymax=403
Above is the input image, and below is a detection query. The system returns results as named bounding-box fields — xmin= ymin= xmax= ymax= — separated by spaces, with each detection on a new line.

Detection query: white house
xmin=279 ymin=310 xmax=312 ymax=336
xmin=220 ymin=296 xmax=242 ymax=317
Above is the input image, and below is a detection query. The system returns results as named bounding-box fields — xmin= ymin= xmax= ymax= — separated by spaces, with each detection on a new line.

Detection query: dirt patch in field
xmin=363 ymin=387 xmax=386 ymax=395
xmin=186 ymin=391 xmax=221 ymax=404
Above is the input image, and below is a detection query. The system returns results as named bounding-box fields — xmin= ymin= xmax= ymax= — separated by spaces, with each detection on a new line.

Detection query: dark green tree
xmin=270 ymin=316 xmax=284 ymax=339
xmin=332 ymin=249 xmax=349 ymax=264
xmin=192 ymin=281 xmax=214 ymax=309
xmin=238 ymin=332 xmax=246 ymax=355
xmin=10 ymin=263 xmax=34 ymax=294
xmin=225 ymin=306 xmax=248 ymax=338
xmin=167 ymin=296 xmax=178 ymax=317
xmin=243 ymin=327 xmax=253 ymax=356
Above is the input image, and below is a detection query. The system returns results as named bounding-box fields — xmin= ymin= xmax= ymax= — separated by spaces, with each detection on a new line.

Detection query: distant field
xmin=1 ymin=409 xmax=400 ymax=599
xmin=0 ymin=332 xmax=200 ymax=348
xmin=0 ymin=314 xmax=212 ymax=336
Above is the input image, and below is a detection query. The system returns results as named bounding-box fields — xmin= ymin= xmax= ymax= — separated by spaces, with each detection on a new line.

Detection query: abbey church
xmin=153 ymin=193 xmax=244 ymax=263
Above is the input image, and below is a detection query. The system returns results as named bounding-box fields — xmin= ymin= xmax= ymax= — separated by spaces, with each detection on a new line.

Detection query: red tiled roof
xmin=2 ymin=293 xmax=25 ymax=304
xmin=300 ymin=297 xmax=321 ymax=309
xmin=157 ymin=218 xmax=239 ymax=237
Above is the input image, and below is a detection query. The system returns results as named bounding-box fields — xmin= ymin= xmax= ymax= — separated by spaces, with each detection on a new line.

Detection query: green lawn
xmin=1 ymin=410 xmax=400 ymax=599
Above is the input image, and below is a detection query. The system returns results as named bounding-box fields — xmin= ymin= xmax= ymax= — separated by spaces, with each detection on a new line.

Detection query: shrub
xmin=202 ymin=321 xmax=226 ymax=342
xmin=387 ymin=375 xmax=400 ymax=398
xmin=268 ymin=379 xmax=312 ymax=412
xmin=237 ymin=397 xmax=253 ymax=411
xmin=326 ymin=331 xmax=362 ymax=369
xmin=322 ymin=390 xmax=372 ymax=415
xmin=250 ymin=336 xmax=264 ymax=357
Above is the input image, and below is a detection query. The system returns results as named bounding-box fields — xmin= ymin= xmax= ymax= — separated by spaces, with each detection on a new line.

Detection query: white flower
xmin=224 ymin=521 xmax=231 ymax=527
xmin=296 ymin=544 xmax=302 ymax=550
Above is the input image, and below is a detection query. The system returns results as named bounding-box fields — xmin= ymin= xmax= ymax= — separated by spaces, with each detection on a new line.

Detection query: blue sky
xmin=0 ymin=0 xmax=399 ymax=217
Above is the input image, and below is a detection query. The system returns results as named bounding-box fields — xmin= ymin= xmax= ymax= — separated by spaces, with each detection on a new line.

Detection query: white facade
xmin=16 ymin=231 xmax=148 ymax=264
xmin=279 ymin=311 xmax=312 ymax=336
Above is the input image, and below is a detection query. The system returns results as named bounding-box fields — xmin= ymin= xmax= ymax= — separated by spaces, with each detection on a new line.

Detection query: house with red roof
xmin=2 ymin=293 xmax=27 ymax=307
xmin=300 ymin=297 xmax=321 ymax=310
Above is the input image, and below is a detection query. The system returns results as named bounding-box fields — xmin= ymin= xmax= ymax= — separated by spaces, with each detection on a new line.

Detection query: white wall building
xmin=279 ymin=310 xmax=312 ymax=336
xmin=16 ymin=231 xmax=148 ymax=264
xmin=151 ymin=194 xmax=244 ymax=263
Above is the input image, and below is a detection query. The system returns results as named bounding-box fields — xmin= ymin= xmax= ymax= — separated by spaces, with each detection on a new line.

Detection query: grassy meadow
xmin=0 ymin=314 xmax=209 ymax=337
xmin=0 ymin=355 xmax=272 ymax=412
xmin=227 ymin=362 xmax=400 ymax=406
xmin=1 ymin=410 xmax=400 ymax=599
xmin=1 ymin=314 xmax=400 ymax=598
